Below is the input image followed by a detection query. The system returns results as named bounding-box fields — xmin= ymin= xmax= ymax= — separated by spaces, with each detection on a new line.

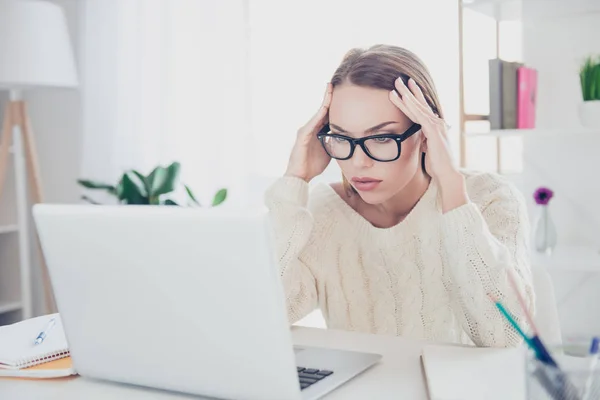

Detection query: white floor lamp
xmin=0 ymin=0 xmax=78 ymax=316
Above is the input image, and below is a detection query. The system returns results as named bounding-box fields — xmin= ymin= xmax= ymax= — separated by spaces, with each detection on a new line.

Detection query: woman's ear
xmin=420 ymin=136 xmax=428 ymax=153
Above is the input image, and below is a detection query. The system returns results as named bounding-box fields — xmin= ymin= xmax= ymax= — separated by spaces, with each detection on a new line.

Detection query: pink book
xmin=517 ymin=67 xmax=537 ymax=129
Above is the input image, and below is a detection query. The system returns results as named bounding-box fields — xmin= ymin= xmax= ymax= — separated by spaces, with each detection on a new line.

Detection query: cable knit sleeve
xmin=439 ymin=174 xmax=535 ymax=348
xmin=264 ymin=176 xmax=321 ymax=325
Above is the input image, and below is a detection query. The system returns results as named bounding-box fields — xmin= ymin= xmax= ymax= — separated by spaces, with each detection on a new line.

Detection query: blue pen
xmin=33 ymin=317 xmax=56 ymax=345
xmin=590 ymin=337 xmax=599 ymax=355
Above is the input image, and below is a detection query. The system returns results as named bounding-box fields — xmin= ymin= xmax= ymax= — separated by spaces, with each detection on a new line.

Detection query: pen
xmin=488 ymin=295 xmax=538 ymax=356
xmin=34 ymin=317 xmax=56 ymax=345
xmin=505 ymin=269 xmax=557 ymax=367
xmin=582 ymin=337 xmax=600 ymax=400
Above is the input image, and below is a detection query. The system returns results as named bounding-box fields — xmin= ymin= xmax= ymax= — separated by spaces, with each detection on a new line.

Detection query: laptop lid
xmin=33 ymin=204 xmax=302 ymax=400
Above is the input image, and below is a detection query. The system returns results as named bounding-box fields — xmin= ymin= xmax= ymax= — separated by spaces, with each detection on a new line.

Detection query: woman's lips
xmin=351 ymin=177 xmax=382 ymax=192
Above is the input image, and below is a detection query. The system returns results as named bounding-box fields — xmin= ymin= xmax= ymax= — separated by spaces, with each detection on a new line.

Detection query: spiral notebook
xmin=0 ymin=313 xmax=70 ymax=370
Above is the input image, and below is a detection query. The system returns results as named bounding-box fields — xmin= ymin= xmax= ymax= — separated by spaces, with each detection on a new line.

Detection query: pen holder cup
xmin=526 ymin=339 xmax=600 ymax=400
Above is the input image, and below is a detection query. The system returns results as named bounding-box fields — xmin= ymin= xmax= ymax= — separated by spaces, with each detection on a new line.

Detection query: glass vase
xmin=533 ymin=205 xmax=557 ymax=254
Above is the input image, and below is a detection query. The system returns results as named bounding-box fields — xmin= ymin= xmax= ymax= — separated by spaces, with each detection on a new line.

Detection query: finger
xmin=311 ymin=83 xmax=332 ymax=123
xmin=395 ymin=78 xmax=435 ymax=118
xmin=321 ymin=82 xmax=333 ymax=109
xmin=393 ymin=95 xmax=445 ymax=143
xmin=394 ymin=77 xmax=412 ymax=98
xmin=407 ymin=78 xmax=434 ymax=115
xmin=403 ymin=92 xmax=450 ymax=142
xmin=301 ymin=83 xmax=333 ymax=136
xmin=395 ymin=78 xmax=435 ymax=116
xmin=389 ymin=90 xmax=418 ymax=122
xmin=393 ymin=89 xmax=432 ymax=127
xmin=316 ymin=82 xmax=333 ymax=121
xmin=406 ymin=95 xmax=437 ymax=126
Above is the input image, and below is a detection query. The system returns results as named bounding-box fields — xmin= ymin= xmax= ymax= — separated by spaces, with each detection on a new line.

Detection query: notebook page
xmin=0 ymin=313 xmax=69 ymax=369
xmin=421 ymin=345 xmax=526 ymax=400
xmin=0 ymin=357 xmax=76 ymax=378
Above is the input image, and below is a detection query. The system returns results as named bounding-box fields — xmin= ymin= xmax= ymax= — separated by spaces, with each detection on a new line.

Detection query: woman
xmin=265 ymin=44 xmax=535 ymax=347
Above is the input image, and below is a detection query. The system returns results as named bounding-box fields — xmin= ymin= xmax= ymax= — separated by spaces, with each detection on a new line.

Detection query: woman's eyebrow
xmin=329 ymin=121 xmax=399 ymax=134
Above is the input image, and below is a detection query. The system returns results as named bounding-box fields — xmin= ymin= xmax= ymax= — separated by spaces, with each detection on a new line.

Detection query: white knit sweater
xmin=264 ymin=170 xmax=535 ymax=347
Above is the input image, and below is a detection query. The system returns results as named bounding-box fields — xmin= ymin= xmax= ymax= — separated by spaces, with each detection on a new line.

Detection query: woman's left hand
xmin=389 ymin=77 xmax=468 ymax=212
xmin=388 ymin=77 xmax=458 ymax=183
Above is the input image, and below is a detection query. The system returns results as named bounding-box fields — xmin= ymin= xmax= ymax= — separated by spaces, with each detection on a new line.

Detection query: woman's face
xmin=328 ymin=83 xmax=423 ymax=205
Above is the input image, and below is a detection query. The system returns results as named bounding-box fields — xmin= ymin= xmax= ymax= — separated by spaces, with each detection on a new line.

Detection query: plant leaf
xmin=77 ymin=179 xmax=116 ymax=194
xmin=594 ymin=63 xmax=600 ymax=100
xmin=580 ymin=55 xmax=600 ymax=101
xmin=132 ymin=170 xmax=150 ymax=194
xmin=184 ymin=184 xmax=201 ymax=206
xmin=127 ymin=171 xmax=148 ymax=197
xmin=581 ymin=61 xmax=588 ymax=101
xmin=81 ymin=195 xmax=100 ymax=205
xmin=147 ymin=162 xmax=181 ymax=197
xmin=163 ymin=199 xmax=179 ymax=206
xmin=589 ymin=62 xmax=597 ymax=100
xmin=118 ymin=173 xmax=148 ymax=204
xmin=212 ymin=188 xmax=227 ymax=206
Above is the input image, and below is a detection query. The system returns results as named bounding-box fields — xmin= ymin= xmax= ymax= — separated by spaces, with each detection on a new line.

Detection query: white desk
xmin=0 ymin=326 xmax=429 ymax=400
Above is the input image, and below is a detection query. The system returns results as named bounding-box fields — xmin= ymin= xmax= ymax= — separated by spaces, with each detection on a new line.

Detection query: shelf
xmin=463 ymin=0 xmax=521 ymax=22
xmin=464 ymin=128 xmax=600 ymax=138
xmin=531 ymin=245 xmax=600 ymax=273
xmin=463 ymin=0 xmax=600 ymax=22
xmin=0 ymin=225 xmax=18 ymax=235
xmin=0 ymin=301 xmax=22 ymax=314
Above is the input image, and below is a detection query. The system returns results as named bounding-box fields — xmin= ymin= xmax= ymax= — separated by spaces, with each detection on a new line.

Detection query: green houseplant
xmin=77 ymin=161 xmax=227 ymax=206
xmin=578 ymin=55 xmax=600 ymax=129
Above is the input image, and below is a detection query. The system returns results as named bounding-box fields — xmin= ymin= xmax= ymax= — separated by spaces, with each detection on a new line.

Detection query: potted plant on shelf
xmin=579 ymin=54 xmax=600 ymax=129
xmin=77 ymin=161 xmax=227 ymax=207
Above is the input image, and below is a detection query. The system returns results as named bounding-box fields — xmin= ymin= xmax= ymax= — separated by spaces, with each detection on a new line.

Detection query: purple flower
xmin=534 ymin=187 xmax=554 ymax=205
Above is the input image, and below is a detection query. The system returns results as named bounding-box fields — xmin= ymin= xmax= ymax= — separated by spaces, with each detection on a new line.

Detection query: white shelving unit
xmin=465 ymin=128 xmax=600 ymax=138
xmin=461 ymin=0 xmax=600 ymax=337
xmin=463 ymin=0 xmax=600 ymax=22
xmin=0 ymin=110 xmax=33 ymax=325
xmin=459 ymin=0 xmax=600 ymax=172
xmin=463 ymin=0 xmax=521 ymax=21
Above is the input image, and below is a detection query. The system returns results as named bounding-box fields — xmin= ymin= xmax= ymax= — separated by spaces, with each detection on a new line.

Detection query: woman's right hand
xmin=285 ymin=83 xmax=333 ymax=183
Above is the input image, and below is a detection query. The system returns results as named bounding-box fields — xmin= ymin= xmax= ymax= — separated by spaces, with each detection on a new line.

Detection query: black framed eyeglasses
xmin=317 ymin=123 xmax=421 ymax=162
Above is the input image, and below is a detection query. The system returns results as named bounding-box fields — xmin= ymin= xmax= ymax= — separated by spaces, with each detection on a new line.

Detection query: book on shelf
xmin=488 ymin=58 xmax=537 ymax=131
xmin=517 ymin=66 xmax=538 ymax=129
xmin=502 ymin=61 xmax=523 ymax=129
xmin=489 ymin=58 xmax=503 ymax=130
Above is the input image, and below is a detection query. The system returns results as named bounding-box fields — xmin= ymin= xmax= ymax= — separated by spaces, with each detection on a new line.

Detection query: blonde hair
xmin=329 ymin=44 xmax=443 ymax=195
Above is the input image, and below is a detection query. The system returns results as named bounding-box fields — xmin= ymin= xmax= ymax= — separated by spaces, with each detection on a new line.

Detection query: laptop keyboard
xmin=297 ymin=367 xmax=334 ymax=390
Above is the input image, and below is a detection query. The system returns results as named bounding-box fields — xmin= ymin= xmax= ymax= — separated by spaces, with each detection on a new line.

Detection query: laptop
xmin=32 ymin=204 xmax=381 ymax=400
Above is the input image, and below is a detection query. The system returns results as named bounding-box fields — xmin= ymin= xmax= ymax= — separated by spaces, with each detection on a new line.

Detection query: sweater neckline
xmin=316 ymin=178 xmax=441 ymax=240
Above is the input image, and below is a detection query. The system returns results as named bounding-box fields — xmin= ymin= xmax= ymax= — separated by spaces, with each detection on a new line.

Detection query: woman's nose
xmin=352 ymin=145 xmax=374 ymax=169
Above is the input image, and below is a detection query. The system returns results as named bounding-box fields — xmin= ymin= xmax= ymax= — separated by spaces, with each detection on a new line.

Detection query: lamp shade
xmin=0 ymin=0 xmax=78 ymax=90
